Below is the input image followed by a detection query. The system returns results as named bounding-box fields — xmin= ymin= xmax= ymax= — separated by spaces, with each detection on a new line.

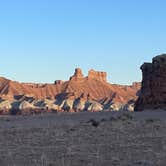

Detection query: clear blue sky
xmin=0 ymin=0 xmax=165 ymax=85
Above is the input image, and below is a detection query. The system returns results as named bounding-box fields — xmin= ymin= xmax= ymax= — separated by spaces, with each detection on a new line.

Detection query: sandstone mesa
xmin=0 ymin=68 xmax=140 ymax=114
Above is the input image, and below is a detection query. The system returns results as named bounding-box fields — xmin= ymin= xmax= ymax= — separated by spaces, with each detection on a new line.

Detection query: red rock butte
xmin=70 ymin=68 xmax=107 ymax=82
xmin=87 ymin=69 xmax=107 ymax=82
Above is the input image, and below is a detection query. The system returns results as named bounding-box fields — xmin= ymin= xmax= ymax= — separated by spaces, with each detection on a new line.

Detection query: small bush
xmin=87 ymin=119 xmax=100 ymax=127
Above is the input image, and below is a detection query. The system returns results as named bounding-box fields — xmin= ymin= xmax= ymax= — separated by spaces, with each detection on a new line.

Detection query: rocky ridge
xmin=0 ymin=68 xmax=141 ymax=114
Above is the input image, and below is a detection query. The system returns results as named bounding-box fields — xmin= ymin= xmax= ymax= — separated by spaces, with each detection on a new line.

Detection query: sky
xmin=0 ymin=0 xmax=165 ymax=85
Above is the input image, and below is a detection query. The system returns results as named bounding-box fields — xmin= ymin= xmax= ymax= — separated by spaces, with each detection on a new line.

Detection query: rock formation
xmin=87 ymin=69 xmax=107 ymax=82
xmin=70 ymin=68 xmax=84 ymax=81
xmin=0 ymin=68 xmax=141 ymax=114
xmin=135 ymin=54 xmax=166 ymax=111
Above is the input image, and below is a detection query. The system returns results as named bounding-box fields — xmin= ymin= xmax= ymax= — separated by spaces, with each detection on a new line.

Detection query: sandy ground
xmin=0 ymin=111 xmax=166 ymax=166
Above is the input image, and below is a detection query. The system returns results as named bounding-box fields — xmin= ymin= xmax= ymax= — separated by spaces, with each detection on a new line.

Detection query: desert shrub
xmin=110 ymin=116 xmax=118 ymax=121
xmin=145 ymin=118 xmax=160 ymax=123
xmin=87 ymin=119 xmax=100 ymax=127
xmin=118 ymin=113 xmax=133 ymax=121
xmin=10 ymin=108 xmax=21 ymax=115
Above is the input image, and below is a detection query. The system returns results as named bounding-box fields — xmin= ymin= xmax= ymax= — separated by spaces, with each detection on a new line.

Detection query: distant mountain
xmin=0 ymin=68 xmax=141 ymax=114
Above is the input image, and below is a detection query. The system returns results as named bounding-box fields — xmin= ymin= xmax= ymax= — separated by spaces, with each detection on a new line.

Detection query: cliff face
xmin=135 ymin=54 xmax=166 ymax=111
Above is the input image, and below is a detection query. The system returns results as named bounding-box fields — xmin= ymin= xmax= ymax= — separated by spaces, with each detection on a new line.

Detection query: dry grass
xmin=0 ymin=111 xmax=166 ymax=166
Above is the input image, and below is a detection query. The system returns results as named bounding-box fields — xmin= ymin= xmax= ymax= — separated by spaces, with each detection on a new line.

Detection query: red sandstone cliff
xmin=135 ymin=54 xmax=166 ymax=111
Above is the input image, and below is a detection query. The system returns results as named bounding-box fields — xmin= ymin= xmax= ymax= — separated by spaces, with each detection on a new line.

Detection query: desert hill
xmin=0 ymin=68 xmax=141 ymax=114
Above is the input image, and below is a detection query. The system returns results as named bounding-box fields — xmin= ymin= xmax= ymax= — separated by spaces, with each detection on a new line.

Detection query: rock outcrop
xmin=87 ymin=69 xmax=107 ymax=82
xmin=70 ymin=68 xmax=84 ymax=81
xmin=135 ymin=54 xmax=166 ymax=111
xmin=19 ymin=101 xmax=35 ymax=110
xmin=54 ymin=80 xmax=63 ymax=85
xmin=0 ymin=100 xmax=12 ymax=111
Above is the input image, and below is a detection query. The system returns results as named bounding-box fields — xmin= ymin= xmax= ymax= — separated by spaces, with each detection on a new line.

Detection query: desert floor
xmin=0 ymin=111 xmax=166 ymax=166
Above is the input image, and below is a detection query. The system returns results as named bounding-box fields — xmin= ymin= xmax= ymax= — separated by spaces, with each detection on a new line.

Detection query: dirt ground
xmin=0 ymin=111 xmax=166 ymax=166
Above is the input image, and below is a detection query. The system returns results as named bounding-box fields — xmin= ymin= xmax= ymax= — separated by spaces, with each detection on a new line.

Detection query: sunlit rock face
xmin=70 ymin=68 xmax=84 ymax=81
xmin=87 ymin=69 xmax=107 ymax=82
xmin=0 ymin=68 xmax=141 ymax=114
xmin=135 ymin=54 xmax=166 ymax=111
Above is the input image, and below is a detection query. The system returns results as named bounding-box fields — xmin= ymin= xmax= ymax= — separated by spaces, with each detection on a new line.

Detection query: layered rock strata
xmin=87 ymin=69 xmax=107 ymax=82
xmin=0 ymin=68 xmax=141 ymax=114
